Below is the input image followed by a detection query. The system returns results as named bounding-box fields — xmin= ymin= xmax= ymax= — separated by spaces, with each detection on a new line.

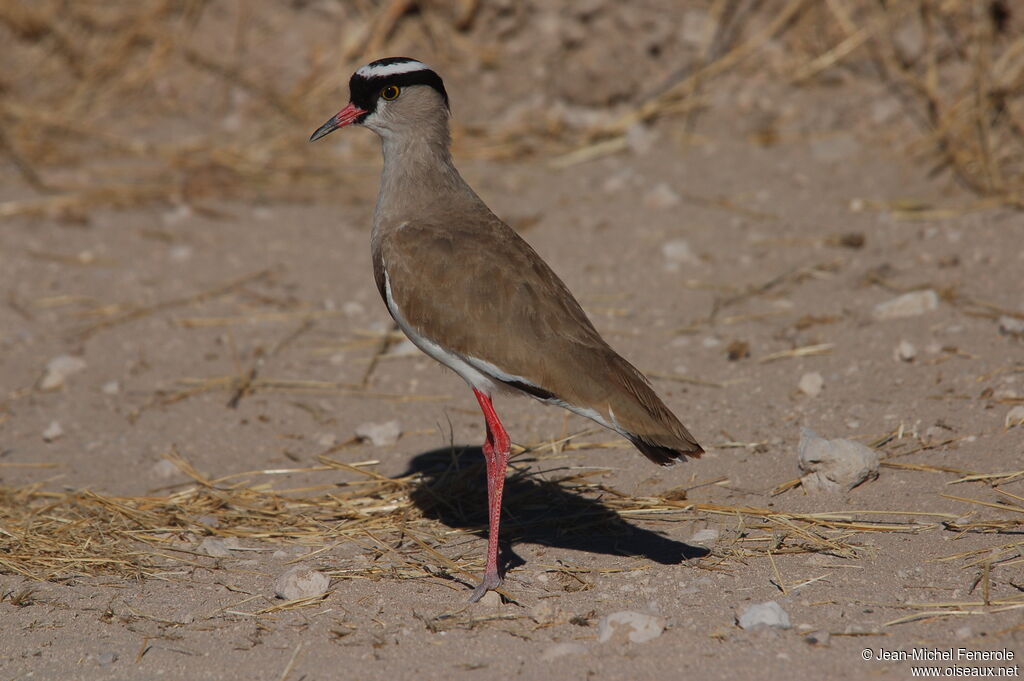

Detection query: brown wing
xmin=375 ymin=216 xmax=702 ymax=463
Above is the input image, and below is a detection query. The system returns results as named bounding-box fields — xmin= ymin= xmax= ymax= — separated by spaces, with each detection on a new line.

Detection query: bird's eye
xmin=381 ymin=85 xmax=401 ymax=101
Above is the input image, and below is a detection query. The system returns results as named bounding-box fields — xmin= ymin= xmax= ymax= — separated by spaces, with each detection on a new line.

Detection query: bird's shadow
xmin=399 ymin=445 xmax=708 ymax=573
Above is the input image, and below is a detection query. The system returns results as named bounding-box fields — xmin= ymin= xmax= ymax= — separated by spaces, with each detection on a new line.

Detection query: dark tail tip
xmin=627 ymin=435 xmax=704 ymax=466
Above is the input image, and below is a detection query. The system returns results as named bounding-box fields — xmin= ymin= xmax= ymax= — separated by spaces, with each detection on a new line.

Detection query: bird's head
xmin=310 ymin=57 xmax=449 ymax=142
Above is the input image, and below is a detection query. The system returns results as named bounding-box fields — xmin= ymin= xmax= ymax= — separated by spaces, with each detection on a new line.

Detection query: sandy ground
xmin=2 ymin=6 xmax=1024 ymax=680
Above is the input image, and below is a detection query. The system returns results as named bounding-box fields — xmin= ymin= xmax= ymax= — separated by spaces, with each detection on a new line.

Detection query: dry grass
xmin=1 ymin=433 xmax=1013 ymax=596
xmin=0 ymin=1 xmax=1022 ymax=221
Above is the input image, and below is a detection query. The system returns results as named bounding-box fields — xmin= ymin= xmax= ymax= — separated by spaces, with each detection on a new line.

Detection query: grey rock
xmin=151 ymin=459 xmax=180 ymax=479
xmin=354 ymin=420 xmax=401 ymax=447
xmin=95 ymin=651 xmax=118 ymax=666
xmin=39 ymin=354 xmax=87 ymax=391
xmin=1005 ymin=405 xmax=1024 ymax=429
xmin=738 ymin=601 xmax=791 ymax=630
xmin=198 ymin=538 xmax=232 ymax=558
xmin=662 ymin=239 xmax=698 ymax=265
xmin=894 ymin=340 xmax=917 ymax=362
xmin=688 ymin=529 xmax=719 ymax=546
xmin=798 ymin=428 xmax=880 ymax=493
xmin=998 ymin=315 xmax=1024 ymax=337
xmin=643 ymin=183 xmax=681 ymax=209
xmin=478 ymin=591 xmax=502 ymax=607
xmin=598 ymin=611 xmax=666 ymax=643
xmin=798 ymin=371 xmax=824 ymax=397
xmin=804 ymin=631 xmax=831 ymax=646
xmin=274 ymin=565 xmax=330 ymax=601
xmin=42 ymin=421 xmax=64 ymax=442
xmin=873 ymin=290 xmax=939 ymax=320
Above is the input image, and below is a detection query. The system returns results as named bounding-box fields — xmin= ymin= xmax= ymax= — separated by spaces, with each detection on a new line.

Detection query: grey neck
xmin=372 ymin=126 xmax=485 ymax=236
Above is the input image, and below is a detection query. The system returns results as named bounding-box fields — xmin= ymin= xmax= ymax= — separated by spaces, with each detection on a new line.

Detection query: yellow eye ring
xmin=381 ymin=85 xmax=401 ymax=101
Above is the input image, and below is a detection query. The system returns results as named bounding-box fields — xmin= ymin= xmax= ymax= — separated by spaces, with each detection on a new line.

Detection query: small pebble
xmin=168 ymin=245 xmax=193 ymax=262
xmin=643 ymin=183 xmax=681 ymax=209
xmin=661 ymin=239 xmax=698 ymax=265
xmin=625 ymin=122 xmax=655 ymax=155
xmin=873 ymin=290 xmax=939 ymax=320
xmin=689 ymin=529 xmax=719 ymax=546
xmin=42 ymin=421 xmax=64 ymax=442
xmin=1005 ymin=405 xmax=1024 ymax=429
xmin=738 ymin=601 xmax=791 ymax=630
xmin=198 ymin=538 xmax=232 ymax=558
xmin=274 ymin=566 xmax=330 ymax=600
xmin=95 ymin=651 xmax=118 ymax=666
xmin=804 ymin=631 xmax=831 ymax=647
xmin=798 ymin=371 xmax=824 ymax=397
xmin=894 ymin=340 xmax=917 ymax=362
xmin=39 ymin=355 xmax=87 ymax=391
xmin=530 ymin=601 xmax=562 ymax=625
xmin=998 ymin=315 xmax=1024 ymax=337
xmin=354 ymin=420 xmax=401 ymax=447
xmin=151 ymin=459 xmax=180 ymax=479
xmin=597 ymin=611 xmax=666 ymax=644
xmin=101 ymin=380 xmax=121 ymax=395
xmin=478 ymin=591 xmax=502 ymax=607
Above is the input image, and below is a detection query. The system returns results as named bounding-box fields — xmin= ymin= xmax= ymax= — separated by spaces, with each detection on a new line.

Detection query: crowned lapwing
xmin=311 ymin=57 xmax=703 ymax=602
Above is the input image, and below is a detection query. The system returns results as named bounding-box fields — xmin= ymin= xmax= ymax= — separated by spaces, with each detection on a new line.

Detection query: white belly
xmin=383 ymin=272 xmax=501 ymax=395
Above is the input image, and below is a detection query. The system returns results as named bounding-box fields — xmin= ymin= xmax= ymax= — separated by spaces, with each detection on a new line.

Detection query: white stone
xmin=798 ymin=372 xmax=824 ymax=397
xmin=152 ymin=459 xmax=180 ymax=479
xmin=274 ymin=566 xmax=330 ymax=600
xmin=198 ymin=537 xmax=232 ymax=558
xmin=895 ymin=340 xmax=917 ymax=362
xmin=798 ymin=428 xmax=880 ymax=493
xmin=689 ymin=529 xmax=719 ymax=545
xmin=169 ymin=245 xmax=193 ymax=262
xmin=998 ymin=316 xmax=1024 ymax=336
xmin=101 ymin=380 xmax=121 ymax=395
xmin=355 ymin=420 xmax=401 ymax=447
xmin=1006 ymin=405 xmax=1024 ymax=429
xmin=42 ymin=421 xmax=64 ymax=442
xmin=597 ymin=611 xmax=666 ymax=644
xmin=478 ymin=591 xmax=502 ymax=607
xmin=39 ymin=355 xmax=87 ymax=391
xmin=626 ymin=123 xmax=655 ymax=155
xmin=873 ymin=290 xmax=939 ymax=320
xmin=738 ymin=601 xmax=791 ymax=630
xmin=643 ymin=183 xmax=681 ymax=209
xmin=662 ymin=239 xmax=698 ymax=265
xmin=680 ymin=8 xmax=709 ymax=47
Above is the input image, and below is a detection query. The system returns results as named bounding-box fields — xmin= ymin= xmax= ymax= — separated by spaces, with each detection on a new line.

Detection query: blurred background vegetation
xmin=0 ymin=0 xmax=1021 ymax=221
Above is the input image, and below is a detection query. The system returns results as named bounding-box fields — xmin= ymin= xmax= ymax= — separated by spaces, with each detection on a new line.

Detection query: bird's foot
xmin=468 ymin=571 xmax=503 ymax=603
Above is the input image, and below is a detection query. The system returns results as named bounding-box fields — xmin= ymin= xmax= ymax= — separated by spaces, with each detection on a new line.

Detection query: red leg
xmin=469 ymin=388 xmax=510 ymax=602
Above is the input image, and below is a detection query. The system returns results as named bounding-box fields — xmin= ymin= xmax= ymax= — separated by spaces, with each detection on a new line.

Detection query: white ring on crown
xmin=356 ymin=60 xmax=430 ymax=79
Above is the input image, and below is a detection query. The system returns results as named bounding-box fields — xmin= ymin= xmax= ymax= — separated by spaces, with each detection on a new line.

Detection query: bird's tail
xmin=607 ymin=356 xmax=703 ymax=466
